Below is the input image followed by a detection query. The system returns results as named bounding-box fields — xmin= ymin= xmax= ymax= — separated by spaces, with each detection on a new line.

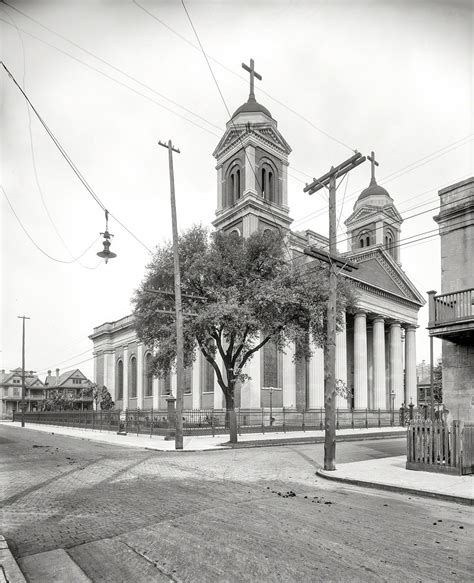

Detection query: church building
xmin=90 ymin=61 xmax=425 ymax=415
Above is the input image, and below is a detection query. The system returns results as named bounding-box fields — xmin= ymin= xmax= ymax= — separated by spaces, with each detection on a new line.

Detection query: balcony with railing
xmin=428 ymin=288 xmax=474 ymax=340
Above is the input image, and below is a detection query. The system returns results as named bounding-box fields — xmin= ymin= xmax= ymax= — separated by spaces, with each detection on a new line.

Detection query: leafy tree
xmin=82 ymin=384 xmax=115 ymax=410
xmin=433 ymin=363 xmax=442 ymax=403
xmin=43 ymin=390 xmax=74 ymax=411
xmin=133 ymin=226 xmax=356 ymax=443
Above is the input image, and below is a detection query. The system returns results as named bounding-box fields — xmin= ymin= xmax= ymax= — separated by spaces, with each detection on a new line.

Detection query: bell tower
xmin=212 ymin=59 xmax=292 ymax=236
xmin=345 ymin=152 xmax=403 ymax=263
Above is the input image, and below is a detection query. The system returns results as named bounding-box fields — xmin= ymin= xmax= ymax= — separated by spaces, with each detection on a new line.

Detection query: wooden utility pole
xmin=158 ymin=139 xmax=184 ymax=450
xmin=17 ymin=315 xmax=30 ymax=428
xmin=303 ymin=153 xmax=366 ymax=470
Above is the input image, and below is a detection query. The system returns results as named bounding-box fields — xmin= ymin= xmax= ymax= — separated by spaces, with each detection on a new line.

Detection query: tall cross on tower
xmin=367 ymin=151 xmax=379 ymax=183
xmin=242 ymin=58 xmax=262 ymax=100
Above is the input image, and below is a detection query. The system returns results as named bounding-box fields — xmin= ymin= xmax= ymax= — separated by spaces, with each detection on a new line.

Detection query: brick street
xmin=1 ymin=424 xmax=472 ymax=582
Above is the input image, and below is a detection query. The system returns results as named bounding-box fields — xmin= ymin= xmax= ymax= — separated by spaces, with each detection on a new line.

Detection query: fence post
xmin=336 ymin=408 xmax=339 ymax=430
xmin=211 ymin=410 xmax=215 ymax=437
xmin=92 ymin=411 xmax=95 ymax=431
xmin=150 ymin=406 xmax=153 ymax=438
xmin=378 ymin=409 xmax=381 ymax=428
xmin=302 ymin=410 xmax=305 ymax=432
xmin=283 ymin=407 xmax=286 ymax=433
xmin=238 ymin=408 xmax=241 ymax=436
xmin=365 ymin=408 xmax=368 ymax=429
xmin=262 ymin=408 xmax=265 ymax=434
xmin=320 ymin=408 xmax=323 ymax=431
xmin=351 ymin=407 xmax=354 ymax=429
xmin=136 ymin=409 xmax=139 ymax=436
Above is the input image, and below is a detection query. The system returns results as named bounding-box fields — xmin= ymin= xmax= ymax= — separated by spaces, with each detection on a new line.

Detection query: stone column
xmin=192 ymin=354 xmax=201 ymax=409
xmin=216 ymin=166 xmax=224 ymax=210
xmin=354 ymin=312 xmax=368 ymax=409
xmin=405 ymin=325 xmax=417 ymax=405
xmin=137 ymin=343 xmax=144 ymax=409
xmin=308 ymin=344 xmax=324 ymax=409
xmin=122 ymin=345 xmax=129 ymax=409
xmin=389 ymin=322 xmax=404 ymax=409
xmin=282 ymin=341 xmax=296 ymax=408
xmin=373 ymin=317 xmax=386 ymax=409
xmin=336 ymin=313 xmax=348 ymax=409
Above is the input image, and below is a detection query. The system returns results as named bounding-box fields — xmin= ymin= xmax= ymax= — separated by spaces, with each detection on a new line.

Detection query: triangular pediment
xmin=345 ymin=204 xmax=402 ymax=226
xmin=347 ymin=247 xmax=425 ymax=305
xmin=253 ymin=126 xmax=292 ymax=154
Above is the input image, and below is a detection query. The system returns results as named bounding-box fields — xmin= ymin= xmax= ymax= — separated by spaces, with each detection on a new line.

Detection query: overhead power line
xmin=1 ymin=185 xmax=101 ymax=266
xmin=132 ymin=0 xmax=355 ymax=152
xmin=1 ymin=61 xmax=153 ymax=255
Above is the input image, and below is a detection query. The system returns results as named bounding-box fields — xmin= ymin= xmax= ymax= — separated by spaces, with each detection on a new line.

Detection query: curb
xmin=227 ymin=430 xmax=406 ymax=449
xmin=0 ymin=535 xmax=26 ymax=582
xmin=315 ymin=470 xmax=474 ymax=507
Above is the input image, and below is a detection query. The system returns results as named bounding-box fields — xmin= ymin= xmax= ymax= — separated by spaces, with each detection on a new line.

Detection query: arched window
xmin=116 ymin=359 xmax=123 ymax=400
xmin=226 ymin=162 xmax=242 ymax=206
xmin=236 ymin=169 xmax=241 ymax=200
xmin=130 ymin=356 xmax=137 ymax=398
xmin=260 ymin=163 xmax=277 ymax=202
xmin=144 ymin=353 xmax=153 ymax=397
xmin=359 ymin=231 xmax=370 ymax=249
xmin=385 ymin=230 xmax=394 ymax=256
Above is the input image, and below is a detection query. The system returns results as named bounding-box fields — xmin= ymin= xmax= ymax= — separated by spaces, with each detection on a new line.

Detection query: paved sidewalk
xmin=1 ymin=421 xmax=405 ymax=451
xmin=317 ymin=455 xmax=474 ymax=505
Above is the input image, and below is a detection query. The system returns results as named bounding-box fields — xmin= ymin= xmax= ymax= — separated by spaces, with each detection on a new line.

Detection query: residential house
xmin=44 ymin=368 xmax=94 ymax=410
xmin=0 ymin=368 xmax=45 ymax=419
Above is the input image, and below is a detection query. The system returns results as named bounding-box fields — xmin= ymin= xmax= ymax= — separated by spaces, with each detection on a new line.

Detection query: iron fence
xmin=15 ymin=407 xmax=404 ymax=436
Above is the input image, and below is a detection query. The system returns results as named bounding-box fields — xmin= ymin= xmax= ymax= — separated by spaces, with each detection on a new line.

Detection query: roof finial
xmin=367 ymin=151 xmax=379 ymax=184
xmin=242 ymin=58 xmax=262 ymax=100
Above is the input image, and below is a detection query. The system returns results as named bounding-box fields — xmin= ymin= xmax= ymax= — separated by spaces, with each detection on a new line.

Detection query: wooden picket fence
xmin=407 ymin=420 xmax=474 ymax=475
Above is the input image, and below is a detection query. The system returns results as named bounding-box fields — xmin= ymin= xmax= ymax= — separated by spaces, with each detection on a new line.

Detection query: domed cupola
xmin=345 ymin=152 xmax=403 ymax=262
xmin=212 ymin=59 xmax=292 ymax=237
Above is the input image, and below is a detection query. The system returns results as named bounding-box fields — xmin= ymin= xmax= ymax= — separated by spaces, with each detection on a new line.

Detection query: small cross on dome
xmin=242 ymin=59 xmax=262 ymax=99
xmin=367 ymin=151 xmax=379 ymax=183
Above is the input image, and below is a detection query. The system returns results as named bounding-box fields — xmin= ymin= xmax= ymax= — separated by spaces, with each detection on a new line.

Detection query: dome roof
xmin=231 ymin=95 xmax=273 ymax=119
xmin=357 ymin=178 xmax=392 ymax=202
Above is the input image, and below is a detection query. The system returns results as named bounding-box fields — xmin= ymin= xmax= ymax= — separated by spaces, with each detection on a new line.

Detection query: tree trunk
xmin=225 ymin=392 xmax=238 ymax=444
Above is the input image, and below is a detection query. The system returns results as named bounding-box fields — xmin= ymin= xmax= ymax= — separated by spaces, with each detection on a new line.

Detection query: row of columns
xmin=353 ymin=313 xmax=417 ymax=410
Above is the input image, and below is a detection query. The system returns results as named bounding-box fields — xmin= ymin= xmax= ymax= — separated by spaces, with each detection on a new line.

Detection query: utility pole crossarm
xmin=303 ymin=152 xmax=366 ymax=194
xmin=158 ymin=140 xmax=181 ymax=154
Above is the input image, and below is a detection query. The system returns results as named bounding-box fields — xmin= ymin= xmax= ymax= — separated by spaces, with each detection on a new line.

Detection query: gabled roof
xmin=345 ymin=245 xmax=425 ymax=306
xmin=44 ymin=369 xmax=91 ymax=388
xmin=0 ymin=369 xmax=44 ymax=387
xmin=345 ymin=203 xmax=403 ymax=227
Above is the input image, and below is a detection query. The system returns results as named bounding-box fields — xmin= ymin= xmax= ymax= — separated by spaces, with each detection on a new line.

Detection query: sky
xmin=1 ymin=0 xmax=472 ymax=381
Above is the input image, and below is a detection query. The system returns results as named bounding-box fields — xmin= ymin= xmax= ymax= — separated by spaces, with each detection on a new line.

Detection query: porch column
xmin=122 ymin=345 xmax=129 ymax=408
xmin=354 ymin=312 xmax=368 ymax=409
xmin=282 ymin=341 xmax=296 ymax=408
xmin=389 ymin=322 xmax=403 ymax=409
xmin=373 ymin=317 xmax=386 ymax=409
xmin=335 ymin=313 xmax=348 ymax=409
xmin=308 ymin=344 xmax=324 ymax=409
xmin=137 ymin=343 xmax=144 ymax=410
xmin=405 ymin=325 xmax=417 ymax=405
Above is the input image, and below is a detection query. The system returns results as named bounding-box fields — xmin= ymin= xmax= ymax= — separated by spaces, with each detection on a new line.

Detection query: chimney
xmin=48 ymin=370 xmax=51 ymax=376
xmin=56 ymin=368 xmax=60 ymax=381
